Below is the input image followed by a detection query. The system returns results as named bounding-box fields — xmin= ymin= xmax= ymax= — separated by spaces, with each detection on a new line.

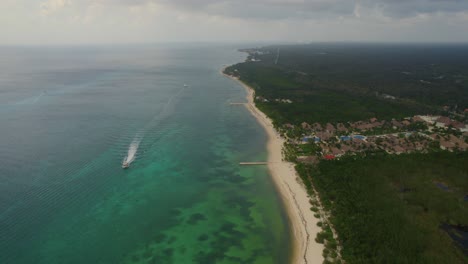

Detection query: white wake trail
xmin=123 ymin=138 xmax=141 ymax=165
xmin=123 ymin=85 xmax=187 ymax=167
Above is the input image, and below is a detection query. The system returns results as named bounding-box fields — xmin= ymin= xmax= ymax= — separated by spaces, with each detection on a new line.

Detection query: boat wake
xmin=121 ymin=84 xmax=187 ymax=168
xmin=123 ymin=138 xmax=140 ymax=167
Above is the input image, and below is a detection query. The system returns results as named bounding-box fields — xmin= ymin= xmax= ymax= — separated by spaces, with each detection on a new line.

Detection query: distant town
xmin=280 ymin=114 xmax=468 ymax=164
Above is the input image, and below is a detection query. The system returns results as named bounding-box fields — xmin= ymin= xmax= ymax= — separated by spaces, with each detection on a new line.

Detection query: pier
xmin=229 ymin=102 xmax=247 ymax=105
xmin=239 ymin=162 xmax=270 ymax=165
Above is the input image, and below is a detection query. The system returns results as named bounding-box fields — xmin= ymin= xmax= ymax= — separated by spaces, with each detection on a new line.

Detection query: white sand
xmin=224 ymin=73 xmax=324 ymax=264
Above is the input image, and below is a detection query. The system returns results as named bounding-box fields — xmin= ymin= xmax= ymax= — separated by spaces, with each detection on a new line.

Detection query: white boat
xmin=122 ymin=161 xmax=130 ymax=169
xmin=184 ymin=84 xmax=188 ymax=87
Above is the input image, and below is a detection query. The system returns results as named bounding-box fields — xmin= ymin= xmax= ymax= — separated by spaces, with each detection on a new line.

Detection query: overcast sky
xmin=2 ymin=0 xmax=468 ymax=45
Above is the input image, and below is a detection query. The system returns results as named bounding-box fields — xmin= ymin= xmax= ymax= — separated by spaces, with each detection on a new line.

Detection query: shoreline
xmin=223 ymin=71 xmax=324 ymax=264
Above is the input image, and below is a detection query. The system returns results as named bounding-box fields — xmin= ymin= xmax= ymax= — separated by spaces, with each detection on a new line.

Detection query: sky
xmin=2 ymin=0 xmax=468 ymax=45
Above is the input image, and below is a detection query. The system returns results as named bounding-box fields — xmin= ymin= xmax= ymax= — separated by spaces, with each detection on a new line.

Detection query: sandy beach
xmin=224 ymin=72 xmax=324 ymax=264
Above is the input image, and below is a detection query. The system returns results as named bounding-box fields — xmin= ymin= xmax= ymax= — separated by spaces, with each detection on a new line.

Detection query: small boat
xmin=184 ymin=84 xmax=188 ymax=87
xmin=122 ymin=161 xmax=130 ymax=169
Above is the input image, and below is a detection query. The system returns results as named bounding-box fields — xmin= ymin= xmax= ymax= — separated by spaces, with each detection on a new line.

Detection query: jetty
xmin=239 ymin=162 xmax=270 ymax=165
xmin=230 ymin=102 xmax=247 ymax=105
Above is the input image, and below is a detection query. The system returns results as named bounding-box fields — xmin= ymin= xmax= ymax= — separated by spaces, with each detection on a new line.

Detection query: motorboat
xmin=122 ymin=161 xmax=130 ymax=169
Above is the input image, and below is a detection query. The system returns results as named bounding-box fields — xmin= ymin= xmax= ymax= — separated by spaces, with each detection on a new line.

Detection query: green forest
xmin=226 ymin=63 xmax=434 ymax=125
xmin=259 ymin=44 xmax=468 ymax=109
xmin=297 ymin=152 xmax=468 ymax=264
xmin=226 ymin=43 xmax=468 ymax=126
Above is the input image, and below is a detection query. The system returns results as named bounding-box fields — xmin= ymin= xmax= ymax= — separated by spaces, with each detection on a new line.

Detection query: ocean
xmin=0 ymin=44 xmax=291 ymax=264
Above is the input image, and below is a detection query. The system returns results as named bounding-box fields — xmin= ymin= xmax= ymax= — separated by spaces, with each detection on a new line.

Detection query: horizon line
xmin=2 ymin=40 xmax=468 ymax=48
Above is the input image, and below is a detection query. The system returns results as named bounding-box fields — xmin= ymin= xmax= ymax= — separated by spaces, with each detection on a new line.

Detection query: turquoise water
xmin=0 ymin=45 xmax=291 ymax=264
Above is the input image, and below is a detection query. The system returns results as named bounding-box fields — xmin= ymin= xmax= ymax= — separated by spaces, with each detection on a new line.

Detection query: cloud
xmin=36 ymin=0 xmax=468 ymax=21
xmin=40 ymin=0 xmax=71 ymax=16
xmin=2 ymin=0 xmax=468 ymax=44
xmin=368 ymin=0 xmax=468 ymax=18
xmin=100 ymin=0 xmax=468 ymax=20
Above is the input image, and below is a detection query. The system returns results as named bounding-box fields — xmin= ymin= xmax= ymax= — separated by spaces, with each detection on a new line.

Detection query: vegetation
xmin=259 ymin=44 xmax=468 ymax=108
xmin=226 ymin=43 xmax=468 ymax=126
xmin=225 ymin=63 xmax=435 ymax=126
xmin=297 ymin=152 xmax=468 ymax=264
xmin=297 ymin=142 xmax=322 ymax=156
xmin=227 ymin=44 xmax=468 ymax=263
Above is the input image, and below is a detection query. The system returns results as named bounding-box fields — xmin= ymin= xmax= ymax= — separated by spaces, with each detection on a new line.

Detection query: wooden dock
xmin=239 ymin=162 xmax=269 ymax=165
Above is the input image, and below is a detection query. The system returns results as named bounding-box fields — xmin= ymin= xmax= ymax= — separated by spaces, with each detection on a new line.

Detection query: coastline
xmin=223 ymin=71 xmax=324 ymax=264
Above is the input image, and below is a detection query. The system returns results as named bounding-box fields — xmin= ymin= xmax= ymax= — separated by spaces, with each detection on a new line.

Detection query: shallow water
xmin=0 ymin=44 xmax=291 ymax=264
